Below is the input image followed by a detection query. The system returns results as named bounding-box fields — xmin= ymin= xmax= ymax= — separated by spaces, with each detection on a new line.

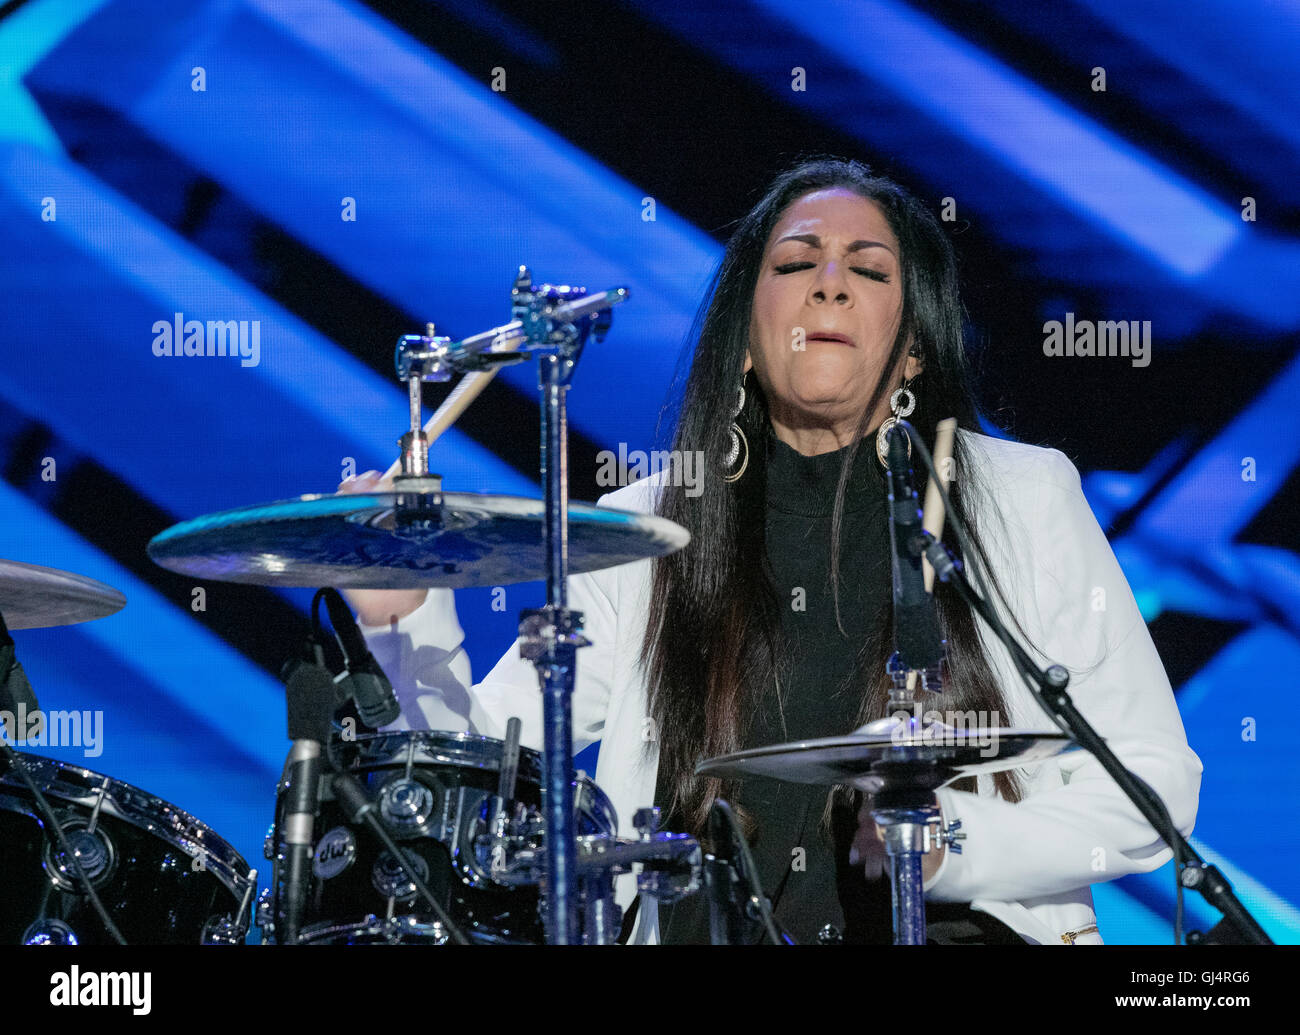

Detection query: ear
xmin=743 ymin=350 xmax=754 ymax=375
xmin=903 ymin=341 xmax=924 ymax=380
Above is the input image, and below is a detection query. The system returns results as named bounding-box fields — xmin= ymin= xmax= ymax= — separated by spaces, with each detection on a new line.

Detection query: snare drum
xmin=0 ymin=753 xmax=254 ymax=945
xmin=272 ymin=730 xmax=617 ymax=945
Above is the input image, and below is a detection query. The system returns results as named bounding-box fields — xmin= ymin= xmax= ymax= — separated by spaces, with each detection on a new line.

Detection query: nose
xmin=809 ymin=260 xmax=851 ymax=305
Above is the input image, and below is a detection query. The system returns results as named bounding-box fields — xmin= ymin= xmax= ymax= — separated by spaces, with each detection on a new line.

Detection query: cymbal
xmin=147 ymin=488 xmax=690 ymax=589
xmin=696 ymin=723 xmax=1076 ymax=789
xmin=0 ymin=560 xmax=127 ymax=630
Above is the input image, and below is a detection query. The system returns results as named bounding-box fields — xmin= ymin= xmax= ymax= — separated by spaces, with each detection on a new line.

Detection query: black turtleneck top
xmin=653 ymin=429 xmax=1027 ymax=945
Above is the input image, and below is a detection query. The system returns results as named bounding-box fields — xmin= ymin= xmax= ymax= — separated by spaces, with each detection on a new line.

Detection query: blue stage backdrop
xmin=0 ymin=0 xmax=1296 ymax=944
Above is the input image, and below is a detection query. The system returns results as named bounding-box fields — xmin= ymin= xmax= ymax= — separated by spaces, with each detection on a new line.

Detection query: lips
xmin=806 ymin=331 xmax=855 ymax=347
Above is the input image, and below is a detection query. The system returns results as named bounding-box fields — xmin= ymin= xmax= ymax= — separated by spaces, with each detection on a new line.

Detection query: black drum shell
xmin=0 ymin=754 xmax=252 ymax=946
xmin=295 ymin=730 xmax=617 ymax=945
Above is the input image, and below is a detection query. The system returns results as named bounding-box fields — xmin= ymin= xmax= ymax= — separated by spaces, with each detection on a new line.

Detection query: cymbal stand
xmin=393 ymin=268 xmax=625 ymax=944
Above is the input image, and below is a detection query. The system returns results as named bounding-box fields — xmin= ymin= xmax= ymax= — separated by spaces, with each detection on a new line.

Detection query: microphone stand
xmin=896 ymin=421 xmax=1271 ymax=946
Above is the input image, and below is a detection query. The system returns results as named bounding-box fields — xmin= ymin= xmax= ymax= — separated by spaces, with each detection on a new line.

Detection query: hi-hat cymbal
xmin=147 ymin=487 xmax=689 ymax=589
xmin=0 ymin=560 xmax=127 ymax=630
xmin=696 ymin=723 xmax=1076 ymax=789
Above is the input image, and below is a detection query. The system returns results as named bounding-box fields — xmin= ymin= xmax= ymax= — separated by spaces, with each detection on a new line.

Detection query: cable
xmin=0 ymin=742 xmax=128 ymax=944
xmin=0 ymin=608 xmax=128 ymax=945
xmin=710 ymin=799 xmax=782 ymax=945
xmin=326 ymin=758 xmax=470 ymax=945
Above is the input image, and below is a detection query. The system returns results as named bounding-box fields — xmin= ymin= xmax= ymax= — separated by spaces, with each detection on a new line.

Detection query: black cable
xmin=710 ymin=799 xmax=782 ymax=945
xmin=325 ymin=756 xmax=470 ymax=945
xmin=0 ymin=741 xmax=128 ymax=944
xmin=0 ymin=608 xmax=128 ymax=946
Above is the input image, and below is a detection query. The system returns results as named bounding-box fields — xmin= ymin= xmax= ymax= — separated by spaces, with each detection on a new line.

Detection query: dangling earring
xmin=723 ymin=378 xmax=749 ymax=483
xmin=876 ymin=377 xmax=916 ymax=468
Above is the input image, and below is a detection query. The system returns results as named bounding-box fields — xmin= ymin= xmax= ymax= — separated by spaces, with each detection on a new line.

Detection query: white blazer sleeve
xmin=358 ymin=542 xmax=621 ymax=756
xmin=925 ymin=447 xmax=1203 ymax=903
xmin=466 ymin=561 xmax=619 ymax=754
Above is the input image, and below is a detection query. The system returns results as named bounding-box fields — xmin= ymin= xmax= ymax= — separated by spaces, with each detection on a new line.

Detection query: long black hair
xmin=642 ymin=156 xmax=1025 ymax=839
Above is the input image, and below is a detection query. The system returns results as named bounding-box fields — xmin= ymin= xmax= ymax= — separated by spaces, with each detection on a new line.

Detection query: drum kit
xmin=0 ymin=267 xmax=1077 ymax=946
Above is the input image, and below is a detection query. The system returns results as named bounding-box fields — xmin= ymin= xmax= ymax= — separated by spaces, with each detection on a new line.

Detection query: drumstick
xmin=922 ymin=418 xmax=958 ymax=592
xmin=375 ymin=291 xmax=630 ymax=482
xmin=905 ymin=418 xmax=957 ymax=694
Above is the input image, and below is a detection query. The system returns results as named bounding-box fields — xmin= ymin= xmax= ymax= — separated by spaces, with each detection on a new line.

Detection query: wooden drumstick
xmin=922 ymin=418 xmax=958 ymax=592
xmin=906 ymin=418 xmax=957 ymax=693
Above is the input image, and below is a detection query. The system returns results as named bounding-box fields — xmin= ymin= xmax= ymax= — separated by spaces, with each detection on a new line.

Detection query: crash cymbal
xmin=0 ymin=560 xmax=127 ymax=630
xmin=147 ymin=487 xmax=689 ymax=589
xmin=696 ymin=723 xmax=1076 ymax=789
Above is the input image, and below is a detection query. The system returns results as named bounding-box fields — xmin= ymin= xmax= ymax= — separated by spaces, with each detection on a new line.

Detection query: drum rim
xmin=298 ymin=912 xmax=530 ymax=945
xmin=0 ymin=753 xmax=253 ymax=900
xmin=333 ymin=729 xmax=618 ymax=832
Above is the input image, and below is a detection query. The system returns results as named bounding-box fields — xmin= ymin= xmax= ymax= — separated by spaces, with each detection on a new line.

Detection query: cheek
xmin=749 ymin=288 xmax=784 ymax=367
xmin=750 ymin=283 xmax=777 ymax=336
xmin=751 ymin=280 xmax=801 ymax=356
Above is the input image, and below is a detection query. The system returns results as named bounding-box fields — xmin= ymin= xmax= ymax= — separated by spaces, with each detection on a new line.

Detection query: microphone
xmin=704 ymin=800 xmax=787 ymax=945
xmin=323 ymin=589 xmax=400 ymax=729
xmin=275 ymin=647 xmax=336 ymax=944
xmin=0 ymin=610 xmax=39 ymax=745
xmin=885 ymin=423 xmax=945 ymax=670
xmin=706 ymin=802 xmax=744 ymax=946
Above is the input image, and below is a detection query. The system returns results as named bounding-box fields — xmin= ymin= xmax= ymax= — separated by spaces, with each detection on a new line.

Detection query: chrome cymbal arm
xmin=392 ymin=278 xmax=629 ymax=382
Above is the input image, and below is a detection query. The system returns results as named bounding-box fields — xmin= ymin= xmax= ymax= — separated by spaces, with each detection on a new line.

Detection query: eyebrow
xmin=775 ymin=233 xmax=896 ymax=257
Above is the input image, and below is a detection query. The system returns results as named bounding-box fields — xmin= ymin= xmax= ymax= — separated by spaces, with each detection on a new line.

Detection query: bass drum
xmin=284 ymin=730 xmax=617 ymax=945
xmin=0 ymin=753 xmax=254 ymax=945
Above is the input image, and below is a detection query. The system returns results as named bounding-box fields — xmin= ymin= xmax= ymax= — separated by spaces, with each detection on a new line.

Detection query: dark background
xmin=0 ymin=0 xmax=1295 ymax=942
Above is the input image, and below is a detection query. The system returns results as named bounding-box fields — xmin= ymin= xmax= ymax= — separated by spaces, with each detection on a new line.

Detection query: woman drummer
xmin=338 ymin=157 xmax=1201 ymax=945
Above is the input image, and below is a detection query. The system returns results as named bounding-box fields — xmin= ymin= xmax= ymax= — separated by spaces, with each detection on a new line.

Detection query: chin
xmin=784 ymin=367 xmax=869 ymax=412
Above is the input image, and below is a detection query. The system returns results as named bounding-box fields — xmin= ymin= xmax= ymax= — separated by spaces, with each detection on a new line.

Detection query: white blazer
xmin=360 ymin=430 xmax=1202 ymax=945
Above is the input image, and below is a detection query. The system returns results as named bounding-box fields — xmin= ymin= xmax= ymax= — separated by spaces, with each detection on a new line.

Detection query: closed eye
xmin=774 ymin=261 xmax=890 ymax=283
xmin=853 ymin=267 xmax=890 ymax=283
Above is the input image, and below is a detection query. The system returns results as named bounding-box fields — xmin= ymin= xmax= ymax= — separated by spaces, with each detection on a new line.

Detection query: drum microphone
xmin=0 ymin=610 xmax=39 ymax=727
xmin=704 ymin=800 xmax=784 ymax=945
xmin=323 ymin=589 xmax=400 ymax=729
xmin=276 ymin=651 xmax=336 ymax=945
xmin=885 ymin=423 xmax=945 ymax=671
